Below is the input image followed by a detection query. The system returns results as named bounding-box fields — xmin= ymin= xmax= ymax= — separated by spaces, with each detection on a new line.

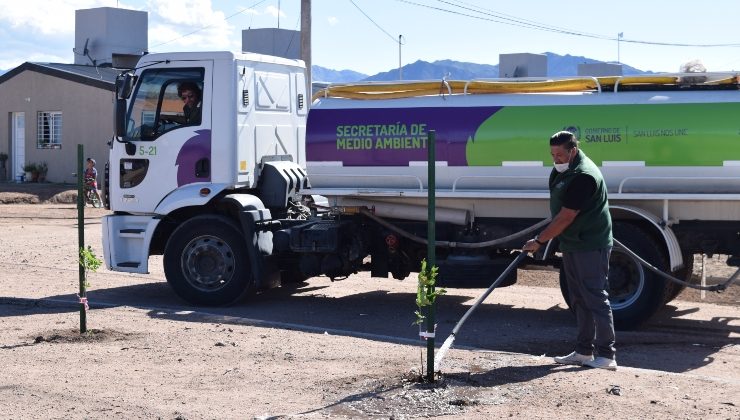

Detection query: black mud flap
xmin=222 ymin=194 xmax=281 ymax=290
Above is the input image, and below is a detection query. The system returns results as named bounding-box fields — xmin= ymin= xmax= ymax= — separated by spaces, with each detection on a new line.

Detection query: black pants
xmin=562 ymin=247 xmax=616 ymax=359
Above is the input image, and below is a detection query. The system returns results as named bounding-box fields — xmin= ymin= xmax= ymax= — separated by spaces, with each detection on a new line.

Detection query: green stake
xmin=77 ymin=144 xmax=87 ymax=334
xmin=426 ymin=130 xmax=436 ymax=382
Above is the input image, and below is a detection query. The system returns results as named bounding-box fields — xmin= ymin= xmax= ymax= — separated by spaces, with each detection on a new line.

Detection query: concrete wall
xmin=75 ymin=7 xmax=147 ymax=66
xmin=242 ymin=28 xmax=300 ymax=59
xmin=0 ymin=70 xmax=113 ymax=183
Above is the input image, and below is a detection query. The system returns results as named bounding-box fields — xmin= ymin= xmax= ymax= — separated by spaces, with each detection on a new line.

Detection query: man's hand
xmin=522 ymin=238 xmax=542 ymax=252
xmin=523 ymin=207 xmax=578 ymax=253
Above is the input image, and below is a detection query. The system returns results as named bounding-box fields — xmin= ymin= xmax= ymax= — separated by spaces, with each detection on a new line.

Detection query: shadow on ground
xmin=2 ymin=276 xmax=737 ymax=375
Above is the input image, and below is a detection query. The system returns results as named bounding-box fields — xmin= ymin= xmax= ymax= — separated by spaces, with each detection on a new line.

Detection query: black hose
xmin=359 ymin=207 xmax=550 ymax=249
xmin=450 ymin=252 xmax=528 ymax=336
xmin=433 ymin=252 xmax=528 ymax=371
xmin=356 ymin=207 xmax=738 ymax=292
xmin=613 ymin=238 xmax=739 ymax=292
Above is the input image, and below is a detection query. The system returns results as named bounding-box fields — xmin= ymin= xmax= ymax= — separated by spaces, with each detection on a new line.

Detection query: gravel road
xmin=0 ymin=204 xmax=737 ymax=419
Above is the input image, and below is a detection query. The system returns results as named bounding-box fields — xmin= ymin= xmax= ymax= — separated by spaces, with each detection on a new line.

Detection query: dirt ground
xmin=0 ymin=185 xmax=738 ymax=419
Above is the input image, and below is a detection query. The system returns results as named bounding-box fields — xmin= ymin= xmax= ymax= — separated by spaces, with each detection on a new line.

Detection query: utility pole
xmin=617 ymin=32 xmax=624 ymax=64
xmin=301 ymin=0 xmax=311 ymax=96
xmin=399 ymin=35 xmax=404 ymax=80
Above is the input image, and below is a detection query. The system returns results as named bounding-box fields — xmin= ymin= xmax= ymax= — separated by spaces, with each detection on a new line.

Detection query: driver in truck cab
xmin=177 ymin=81 xmax=202 ymax=125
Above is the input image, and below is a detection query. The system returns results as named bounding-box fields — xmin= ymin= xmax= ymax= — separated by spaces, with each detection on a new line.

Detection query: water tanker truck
xmin=102 ymin=51 xmax=740 ymax=329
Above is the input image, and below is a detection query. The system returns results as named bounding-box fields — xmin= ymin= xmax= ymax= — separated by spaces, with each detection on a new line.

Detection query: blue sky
xmin=2 ymin=0 xmax=739 ymax=75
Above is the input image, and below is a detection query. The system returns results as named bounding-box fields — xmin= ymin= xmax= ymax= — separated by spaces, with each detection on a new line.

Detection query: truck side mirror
xmin=116 ymin=73 xmax=135 ymax=99
xmin=115 ymin=98 xmax=127 ymax=138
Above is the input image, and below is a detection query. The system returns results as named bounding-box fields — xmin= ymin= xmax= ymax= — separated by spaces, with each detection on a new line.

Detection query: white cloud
xmin=0 ymin=0 xmax=260 ymax=70
xmin=0 ymin=52 xmax=70 ymax=71
xmin=327 ymin=16 xmax=339 ymax=26
xmin=238 ymin=7 xmax=260 ymax=16
xmin=149 ymin=0 xmax=224 ymax=26
xmin=146 ymin=0 xmax=237 ymax=51
xmin=0 ymin=0 xmax=148 ymax=69
xmin=264 ymin=5 xmax=287 ymax=18
xmin=0 ymin=0 xmax=111 ymax=35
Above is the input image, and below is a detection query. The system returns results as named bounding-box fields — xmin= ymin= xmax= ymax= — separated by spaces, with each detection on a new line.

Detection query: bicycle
xmin=84 ymin=177 xmax=103 ymax=208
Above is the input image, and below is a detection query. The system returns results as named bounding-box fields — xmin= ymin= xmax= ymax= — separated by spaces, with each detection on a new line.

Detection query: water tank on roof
xmin=578 ymin=62 xmax=624 ymax=77
xmin=242 ymin=28 xmax=300 ymax=60
xmin=74 ymin=7 xmax=147 ymax=66
xmin=498 ymin=53 xmax=547 ymax=78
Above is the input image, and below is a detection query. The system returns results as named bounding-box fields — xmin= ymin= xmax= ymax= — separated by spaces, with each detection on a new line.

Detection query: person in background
xmin=522 ymin=130 xmax=617 ymax=371
xmin=84 ymin=157 xmax=102 ymax=207
xmin=177 ymin=81 xmax=202 ymax=125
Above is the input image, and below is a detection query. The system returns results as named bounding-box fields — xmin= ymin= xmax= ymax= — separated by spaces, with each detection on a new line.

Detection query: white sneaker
xmin=583 ymin=356 xmax=618 ymax=371
xmin=554 ymin=351 xmax=594 ymax=365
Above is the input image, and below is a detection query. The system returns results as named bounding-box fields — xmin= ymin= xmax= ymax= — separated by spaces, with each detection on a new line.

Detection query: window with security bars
xmin=37 ymin=111 xmax=62 ymax=149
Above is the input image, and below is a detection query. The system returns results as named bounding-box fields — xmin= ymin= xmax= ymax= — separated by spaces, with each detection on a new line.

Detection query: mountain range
xmin=313 ymin=51 xmax=650 ymax=83
xmin=0 ymin=52 xmax=649 ymax=82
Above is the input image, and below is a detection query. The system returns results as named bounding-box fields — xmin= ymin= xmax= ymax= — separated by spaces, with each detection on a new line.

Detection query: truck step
xmin=119 ymin=228 xmax=145 ymax=238
xmin=116 ymin=261 xmax=141 ymax=268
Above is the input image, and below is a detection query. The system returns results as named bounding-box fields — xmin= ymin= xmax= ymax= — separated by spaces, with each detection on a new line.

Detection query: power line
xmin=441 ymin=0 xmax=740 ymax=47
xmin=438 ymin=0 xmax=609 ymax=40
xmin=282 ymin=15 xmax=302 ymax=57
xmin=349 ymin=0 xmax=399 ymax=43
xmin=396 ymin=0 xmax=740 ymax=48
xmin=395 ymin=0 xmax=611 ymax=41
xmin=149 ymin=0 xmax=271 ymax=50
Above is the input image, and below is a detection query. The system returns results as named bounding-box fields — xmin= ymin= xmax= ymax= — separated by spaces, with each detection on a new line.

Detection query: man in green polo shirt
xmin=523 ymin=130 xmax=616 ymax=371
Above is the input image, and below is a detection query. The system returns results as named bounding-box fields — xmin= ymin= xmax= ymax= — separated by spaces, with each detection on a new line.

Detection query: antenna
xmin=73 ymin=38 xmax=96 ymax=66
xmin=72 ymin=38 xmax=88 ymax=56
xmin=83 ymin=38 xmax=96 ymax=66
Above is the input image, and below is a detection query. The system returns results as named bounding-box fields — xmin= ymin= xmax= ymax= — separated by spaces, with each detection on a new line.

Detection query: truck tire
xmin=559 ymin=222 xmax=670 ymax=330
xmin=664 ymin=252 xmax=694 ymax=303
xmin=163 ymin=215 xmax=255 ymax=305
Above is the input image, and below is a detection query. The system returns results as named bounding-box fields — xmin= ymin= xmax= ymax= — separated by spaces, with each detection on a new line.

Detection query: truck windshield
xmin=126 ymin=67 xmax=204 ymax=141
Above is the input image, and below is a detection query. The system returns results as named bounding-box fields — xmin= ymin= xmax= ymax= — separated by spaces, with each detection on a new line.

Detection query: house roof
xmin=0 ymin=62 xmax=122 ymax=91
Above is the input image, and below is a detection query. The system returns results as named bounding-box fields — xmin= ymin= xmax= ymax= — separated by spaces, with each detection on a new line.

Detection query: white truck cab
xmin=104 ymin=52 xmax=308 ymax=278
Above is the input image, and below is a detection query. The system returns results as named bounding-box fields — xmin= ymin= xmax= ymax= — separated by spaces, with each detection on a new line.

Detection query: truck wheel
xmin=559 ymin=222 xmax=670 ymax=330
xmin=164 ymin=215 xmax=254 ymax=305
xmin=664 ymin=253 xmax=694 ymax=303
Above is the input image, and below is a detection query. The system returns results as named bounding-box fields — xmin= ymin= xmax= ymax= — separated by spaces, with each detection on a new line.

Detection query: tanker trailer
xmin=306 ymin=75 xmax=740 ymax=329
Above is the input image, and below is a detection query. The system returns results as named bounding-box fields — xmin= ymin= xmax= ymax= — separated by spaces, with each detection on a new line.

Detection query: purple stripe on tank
xmin=306 ymin=107 xmax=500 ymax=166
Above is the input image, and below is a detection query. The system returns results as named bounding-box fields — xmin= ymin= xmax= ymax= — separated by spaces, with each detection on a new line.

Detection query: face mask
xmin=554 ymin=162 xmax=569 ymax=173
xmin=553 ymin=149 xmax=573 ymax=173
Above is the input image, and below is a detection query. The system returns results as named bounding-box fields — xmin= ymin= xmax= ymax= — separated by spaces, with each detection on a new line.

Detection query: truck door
xmin=111 ymin=62 xmax=213 ymax=213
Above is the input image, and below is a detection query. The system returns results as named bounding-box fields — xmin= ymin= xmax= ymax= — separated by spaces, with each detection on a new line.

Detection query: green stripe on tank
xmin=466 ymin=102 xmax=740 ymax=166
